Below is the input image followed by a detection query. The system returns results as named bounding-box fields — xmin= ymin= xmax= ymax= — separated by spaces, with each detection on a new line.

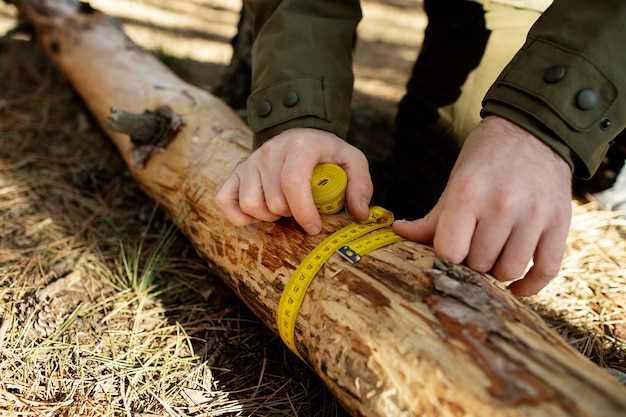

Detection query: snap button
xmin=576 ymin=88 xmax=598 ymax=111
xmin=257 ymin=100 xmax=272 ymax=118
xmin=283 ymin=91 xmax=299 ymax=108
xmin=543 ymin=65 xmax=567 ymax=84
xmin=600 ymin=118 xmax=612 ymax=131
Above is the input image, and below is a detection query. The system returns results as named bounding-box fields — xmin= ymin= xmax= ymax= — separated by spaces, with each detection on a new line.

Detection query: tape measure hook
xmin=338 ymin=246 xmax=361 ymax=264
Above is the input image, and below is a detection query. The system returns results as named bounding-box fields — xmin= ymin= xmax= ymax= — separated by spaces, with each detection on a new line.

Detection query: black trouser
xmin=390 ymin=0 xmax=490 ymax=218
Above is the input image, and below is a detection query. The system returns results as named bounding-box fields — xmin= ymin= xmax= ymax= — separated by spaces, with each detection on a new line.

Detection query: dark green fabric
xmin=483 ymin=0 xmax=626 ymax=178
xmin=246 ymin=0 xmax=361 ymax=147
xmin=248 ymin=0 xmax=626 ymax=177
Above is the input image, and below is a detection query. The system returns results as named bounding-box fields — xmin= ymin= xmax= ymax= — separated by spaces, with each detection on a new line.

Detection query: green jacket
xmin=245 ymin=0 xmax=626 ymax=178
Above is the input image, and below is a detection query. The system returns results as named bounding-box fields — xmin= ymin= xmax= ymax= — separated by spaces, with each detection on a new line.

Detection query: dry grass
xmin=0 ymin=0 xmax=624 ymax=415
xmin=0 ymin=38 xmax=343 ymax=417
xmin=531 ymin=202 xmax=626 ymax=371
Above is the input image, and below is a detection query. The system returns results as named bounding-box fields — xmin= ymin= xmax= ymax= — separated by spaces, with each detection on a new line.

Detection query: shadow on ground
xmin=0 ymin=39 xmax=347 ymax=416
xmin=1 ymin=0 xmax=624 ymax=412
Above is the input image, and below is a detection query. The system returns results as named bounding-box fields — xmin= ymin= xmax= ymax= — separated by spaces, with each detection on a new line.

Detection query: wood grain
xmin=13 ymin=1 xmax=626 ymax=416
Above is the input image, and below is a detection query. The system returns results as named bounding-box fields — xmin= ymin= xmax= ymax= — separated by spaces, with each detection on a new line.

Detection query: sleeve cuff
xmin=251 ymin=116 xmax=345 ymax=149
xmin=483 ymin=39 xmax=621 ymax=178
xmin=247 ymin=77 xmax=352 ymax=147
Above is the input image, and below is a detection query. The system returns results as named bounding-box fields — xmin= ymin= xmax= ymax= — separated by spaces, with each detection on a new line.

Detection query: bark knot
xmin=107 ymin=106 xmax=184 ymax=167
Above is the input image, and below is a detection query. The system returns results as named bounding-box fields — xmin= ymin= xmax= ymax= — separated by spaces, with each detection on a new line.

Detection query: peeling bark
xmin=13 ymin=1 xmax=626 ymax=417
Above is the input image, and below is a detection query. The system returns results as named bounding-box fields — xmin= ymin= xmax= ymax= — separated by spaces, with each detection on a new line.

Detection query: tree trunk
xmin=12 ymin=1 xmax=626 ymax=416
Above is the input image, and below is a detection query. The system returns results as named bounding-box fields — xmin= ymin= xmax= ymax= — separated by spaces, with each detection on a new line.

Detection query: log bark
xmin=12 ymin=1 xmax=626 ymax=416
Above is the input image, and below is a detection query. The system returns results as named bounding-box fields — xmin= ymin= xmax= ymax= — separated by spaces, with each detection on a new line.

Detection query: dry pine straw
xmin=0 ymin=40 xmax=343 ymax=417
xmin=0 ymin=39 xmax=625 ymax=417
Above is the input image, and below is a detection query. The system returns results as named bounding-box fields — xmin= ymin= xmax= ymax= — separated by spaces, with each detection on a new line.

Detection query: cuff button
xmin=257 ymin=99 xmax=272 ymax=117
xmin=576 ymin=88 xmax=599 ymax=110
xmin=543 ymin=65 xmax=567 ymax=83
xmin=283 ymin=91 xmax=299 ymax=108
xmin=600 ymin=118 xmax=612 ymax=131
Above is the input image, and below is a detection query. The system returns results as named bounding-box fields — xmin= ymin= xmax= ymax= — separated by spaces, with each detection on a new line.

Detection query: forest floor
xmin=0 ymin=0 xmax=624 ymax=416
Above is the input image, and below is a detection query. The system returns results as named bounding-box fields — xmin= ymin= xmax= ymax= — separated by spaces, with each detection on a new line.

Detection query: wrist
xmin=482 ymin=115 xmax=573 ymax=177
xmin=253 ymin=118 xmax=345 ymax=150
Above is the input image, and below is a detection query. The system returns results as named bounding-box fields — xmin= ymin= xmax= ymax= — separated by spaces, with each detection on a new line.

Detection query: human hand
xmin=216 ymin=128 xmax=373 ymax=235
xmin=393 ymin=116 xmax=572 ymax=296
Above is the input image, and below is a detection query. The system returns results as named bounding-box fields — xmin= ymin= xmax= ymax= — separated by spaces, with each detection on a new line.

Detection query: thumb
xmin=392 ymin=205 xmax=440 ymax=243
xmin=342 ymin=152 xmax=373 ymax=221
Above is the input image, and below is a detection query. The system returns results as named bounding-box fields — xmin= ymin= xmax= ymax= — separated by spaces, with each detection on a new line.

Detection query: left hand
xmin=393 ymin=115 xmax=572 ymax=296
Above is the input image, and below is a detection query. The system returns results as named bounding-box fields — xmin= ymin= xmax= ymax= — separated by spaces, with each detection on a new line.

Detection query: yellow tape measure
xmin=277 ymin=164 xmax=403 ymax=358
xmin=311 ymin=163 xmax=347 ymax=215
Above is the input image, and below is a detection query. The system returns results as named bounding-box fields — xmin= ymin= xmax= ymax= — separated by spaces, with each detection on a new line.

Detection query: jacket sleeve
xmin=245 ymin=0 xmax=361 ymax=147
xmin=482 ymin=0 xmax=626 ymax=178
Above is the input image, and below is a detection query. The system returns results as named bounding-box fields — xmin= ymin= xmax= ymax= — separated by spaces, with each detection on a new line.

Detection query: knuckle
xmin=553 ymin=205 xmax=571 ymax=224
xmin=492 ymin=192 xmax=515 ymax=213
xmin=494 ymin=262 xmax=526 ymax=281
xmin=351 ymin=147 xmax=368 ymax=164
xmin=281 ymin=172 xmax=301 ymax=192
xmin=435 ymin=245 xmax=464 ymax=265
xmin=290 ymin=136 xmax=309 ymax=149
xmin=452 ymin=174 xmax=475 ymax=192
xmin=468 ymin=258 xmax=491 ymax=273
xmin=267 ymin=198 xmax=289 ymax=216
xmin=257 ymin=142 xmax=273 ymax=158
xmin=451 ymin=177 xmax=479 ymax=205
xmin=540 ymin=262 xmax=561 ymax=278
xmin=215 ymin=190 xmax=230 ymax=210
xmin=215 ymin=190 xmax=226 ymax=207
xmin=527 ymin=199 xmax=542 ymax=216
xmin=239 ymin=196 xmax=263 ymax=214
xmin=356 ymin=179 xmax=374 ymax=197
xmin=228 ymin=217 xmax=247 ymax=227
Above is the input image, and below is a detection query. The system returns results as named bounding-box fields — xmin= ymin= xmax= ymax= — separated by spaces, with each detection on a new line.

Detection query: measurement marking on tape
xmin=337 ymin=229 xmax=403 ymax=264
xmin=277 ymin=164 xmax=404 ymax=359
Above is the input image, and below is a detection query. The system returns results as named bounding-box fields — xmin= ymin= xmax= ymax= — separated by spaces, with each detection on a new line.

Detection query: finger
xmin=340 ymin=150 xmax=372 ymax=221
xmin=259 ymin=152 xmax=291 ymax=217
xmin=239 ymin=167 xmax=280 ymax=222
xmin=433 ymin=208 xmax=476 ymax=264
xmin=491 ymin=222 xmax=542 ymax=282
xmin=466 ymin=217 xmax=514 ymax=273
xmin=509 ymin=222 xmax=569 ymax=296
xmin=281 ymin=153 xmax=322 ymax=235
xmin=215 ymin=174 xmax=257 ymax=227
xmin=392 ymin=204 xmax=441 ymax=243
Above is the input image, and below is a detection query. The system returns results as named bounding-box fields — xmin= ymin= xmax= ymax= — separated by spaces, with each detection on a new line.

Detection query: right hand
xmin=216 ymin=128 xmax=373 ymax=235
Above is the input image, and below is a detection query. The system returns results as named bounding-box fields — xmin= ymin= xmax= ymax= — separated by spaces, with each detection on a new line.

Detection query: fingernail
xmin=305 ymin=224 xmax=321 ymax=235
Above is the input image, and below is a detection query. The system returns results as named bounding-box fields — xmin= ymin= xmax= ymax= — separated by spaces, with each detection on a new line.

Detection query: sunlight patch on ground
xmin=124 ymin=25 xmax=232 ymax=64
xmin=361 ymin=0 xmax=426 ymax=47
xmin=354 ymin=1 xmax=426 ymax=111
xmin=354 ymin=77 xmax=407 ymax=106
xmin=0 ymin=5 xmax=16 ymax=34
xmin=91 ymin=0 xmax=240 ymax=64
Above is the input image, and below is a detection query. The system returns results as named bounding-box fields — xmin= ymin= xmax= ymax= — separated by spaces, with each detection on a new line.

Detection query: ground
xmin=0 ymin=1 xmax=624 ymax=416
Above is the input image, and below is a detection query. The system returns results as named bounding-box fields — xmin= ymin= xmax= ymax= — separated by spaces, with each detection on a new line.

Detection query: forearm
xmin=482 ymin=0 xmax=626 ymax=178
xmin=246 ymin=0 xmax=361 ymax=147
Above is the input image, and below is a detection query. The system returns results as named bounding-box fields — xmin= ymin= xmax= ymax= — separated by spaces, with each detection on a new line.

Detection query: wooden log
xmin=12 ymin=1 xmax=626 ymax=416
